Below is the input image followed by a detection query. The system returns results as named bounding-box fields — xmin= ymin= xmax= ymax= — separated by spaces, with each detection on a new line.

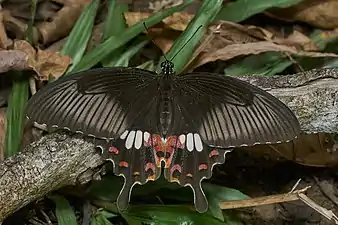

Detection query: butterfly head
xmin=160 ymin=60 xmax=175 ymax=76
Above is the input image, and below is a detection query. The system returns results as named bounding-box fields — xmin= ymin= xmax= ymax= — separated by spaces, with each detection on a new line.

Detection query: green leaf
xmin=61 ymin=0 xmax=100 ymax=75
xmin=71 ymin=0 xmax=193 ymax=73
xmin=104 ymin=38 xmax=150 ymax=67
xmin=224 ymin=52 xmax=290 ymax=76
xmin=121 ymin=205 xmax=227 ymax=225
xmin=215 ymin=0 xmax=305 ymax=22
xmin=137 ymin=60 xmax=155 ymax=71
xmin=101 ymin=0 xmax=128 ymax=67
xmin=4 ymin=71 xmax=29 ymax=157
xmin=49 ymin=195 xmax=77 ymax=225
xmin=91 ymin=209 xmax=117 ymax=225
xmin=159 ymin=0 xmax=223 ymax=74
xmin=203 ymin=183 xmax=249 ymax=222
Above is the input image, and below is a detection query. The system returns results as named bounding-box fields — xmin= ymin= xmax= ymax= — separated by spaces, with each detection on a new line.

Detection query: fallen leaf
xmin=36 ymin=1 xmax=86 ymax=45
xmin=190 ymin=41 xmax=338 ymax=70
xmin=0 ymin=12 xmax=13 ymax=49
xmin=0 ymin=50 xmax=29 ymax=73
xmin=267 ymin=0 xmax=338 ymax=29
xmin=240 ymin=133 xmax=338 ymax=167
xmin=124 ymin=11 xmax=193 ymax=31
xmin=13 ymin=40 xmax=72 ymax=80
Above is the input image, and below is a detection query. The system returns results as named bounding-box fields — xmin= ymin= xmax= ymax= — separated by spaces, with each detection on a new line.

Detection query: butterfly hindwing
xmin=163 ymin=135 xmax=231 ymax=213
xmin=97 ymin=132 xmax=164 ymax=210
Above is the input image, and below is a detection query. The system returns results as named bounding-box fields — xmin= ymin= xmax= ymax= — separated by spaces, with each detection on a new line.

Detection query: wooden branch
xmin=0 ymin=132 xmax=104 ymax=221
xmin=0 ymin=68 xmax=337 ymax=221
xmin=239 ymin=68 xmax=338 ymax=134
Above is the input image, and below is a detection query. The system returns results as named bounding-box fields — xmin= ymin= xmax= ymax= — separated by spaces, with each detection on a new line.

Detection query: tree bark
xmin=0 ymin=68 xmax=337 ymax=221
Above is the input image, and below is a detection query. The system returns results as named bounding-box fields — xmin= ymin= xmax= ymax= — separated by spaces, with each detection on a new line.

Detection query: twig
xmin=219 ymin=186 xmax=311 ymax=209
xmin=298 ymin=193 xmax=338 ymax=224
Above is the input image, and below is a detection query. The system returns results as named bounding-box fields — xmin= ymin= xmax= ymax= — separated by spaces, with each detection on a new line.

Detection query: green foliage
xmin=160 ymin=0 xmax=223 ymax=73
xmin=91 ymin=209 xmax=118 ymax=225
xmin=71 ymin=0 xmax=194 ymax=73
xmin=4 ymin=0 xmax=37 ymax=157
xmin=4 ymin=72 xmax=29 ymax=157
xmin=49 ymin=195 xmax=77 ymax=225
xmin=100 ymin=0 xmax=128 ymax=67
xmin=215 ymin=0 xmax=305 ymax=22
xmin=61 ymin=0 xmax=100 ymax=75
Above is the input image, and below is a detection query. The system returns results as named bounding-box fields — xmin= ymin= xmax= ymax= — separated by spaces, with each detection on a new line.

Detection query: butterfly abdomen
xmin=159 ymin=88 xmax=173 ymax=137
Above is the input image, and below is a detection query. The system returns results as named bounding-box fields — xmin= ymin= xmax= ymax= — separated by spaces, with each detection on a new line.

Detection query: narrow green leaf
xmin=61 ymin=0 xmax=100 ymax=75
xmin=137 ymin=60 xmax=155 ymax=71
xmin=104 ymin=38 xmax=149 ymax=67
xmin=49 ymin=195 xmax=77 ymax=225
xmin=121 ymin=205 xmax=227 ymax=225
xmin=159 ymin=0 xmax=223 ymax=73
xmin=101 ymin=0 xmax=128 ymax=67
xmin=4 ymin=72 xmax=29 ymax=157
xmin=71 ymin=0 xmax=193 ymax=73
xmin=215 ymin=0 xmax=305 ymax=22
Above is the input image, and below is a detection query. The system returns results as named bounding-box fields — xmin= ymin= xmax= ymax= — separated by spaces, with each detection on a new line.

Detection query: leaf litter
xmin=1 ymin=0 xmax=338 ymax=224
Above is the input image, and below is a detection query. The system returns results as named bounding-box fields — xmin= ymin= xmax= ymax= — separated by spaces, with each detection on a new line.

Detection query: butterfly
xmin=25 ymin=60 xmax=301 ymax=213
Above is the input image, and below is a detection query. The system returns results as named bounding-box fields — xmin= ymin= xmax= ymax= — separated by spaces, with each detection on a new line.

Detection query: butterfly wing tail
xmin=163 ymin=135 xmax=232 ymax=212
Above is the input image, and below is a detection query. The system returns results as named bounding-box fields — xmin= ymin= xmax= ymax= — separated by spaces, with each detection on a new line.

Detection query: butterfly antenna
xmin=170 ymin=25 xmax=203 ymax=61
xmin=143 ymin=22 xmax=170 ymax=62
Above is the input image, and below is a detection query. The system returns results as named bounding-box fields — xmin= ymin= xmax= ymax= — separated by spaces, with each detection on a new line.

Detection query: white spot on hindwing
xmin=120 ymin=130 xmax=129 ymax=139
xmin=186 ymin=133 xmax=194 ymax=151
xmin=125 ymin=130 xmax=135 ymax=149
xmin=179 ymin=134 xmax=186 ymax=144
xmin=135 ymin=130 xmax=143 ymax=149
xmin=194 ymin=133 xmax=203 ymax=152
xmin=143 ymin=132 xmax=150 ymax=143
xmin=120 ymin=130 xmax=151 ymax=149
xmin=179 ymin=133 xmax=204 ymax=152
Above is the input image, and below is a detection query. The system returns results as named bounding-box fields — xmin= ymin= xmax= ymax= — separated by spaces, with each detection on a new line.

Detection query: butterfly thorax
xmin=158 ymin=60 xmax=176 ymax=136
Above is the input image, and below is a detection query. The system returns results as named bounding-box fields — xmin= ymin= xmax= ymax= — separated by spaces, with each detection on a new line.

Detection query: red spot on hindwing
xmin=108 ymin=146 xmax=119 ymax=155
xmin=119 ymin=161 xmax=129 ymax=168
xmin=198 ymin=163 xmax=208 ymax=171
xmin=209 ymin=149 xmax=219 ymax=158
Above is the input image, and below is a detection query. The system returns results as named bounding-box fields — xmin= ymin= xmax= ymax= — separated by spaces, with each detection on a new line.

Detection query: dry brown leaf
xmin=0 ymin=50 xmax=29 ymax=73
xmin=13 ymin=40 xmax=71 ymax=80
xmin=190 ymin=41 xmax=338 ymax=70
xmin=0 ymin=12 xmax=13 ymax=49
xmin=267 ymin=0 xmax=338 ymax=29
xmin=36 ymin=1 xmax=86 ymax=44
xmin=124 ymin=11 xmax=192 ymax=31
xmin=240 ymin=133 xmax=338 ymax=167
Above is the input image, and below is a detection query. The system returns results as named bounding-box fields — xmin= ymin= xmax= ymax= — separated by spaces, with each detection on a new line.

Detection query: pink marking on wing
xmin=119 ymin=161 xmax=129 ymax=168
xmin=144 ymin=134 xmax=164 ymax=167
xmin=209 ymin=149 xmax=219 ymax=158
xmin=166 ymin=136 xmax=185 ymax=149
xmin=198 ymin=163 xmax=208 ymax=171
xmin=108 ymin=146 xmax=119 ymax=155
xmin=186 ymin=173 xmax=193 ymax=178
xmin=145 ymin=162 xmax=155 ymax=172
xmin=170 ymin=164 xmax=182 ymax=175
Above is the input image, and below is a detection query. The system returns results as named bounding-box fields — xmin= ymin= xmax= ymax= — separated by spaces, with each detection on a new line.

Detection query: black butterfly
xmin=25 ymin=60 xmax=300 ymax=213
